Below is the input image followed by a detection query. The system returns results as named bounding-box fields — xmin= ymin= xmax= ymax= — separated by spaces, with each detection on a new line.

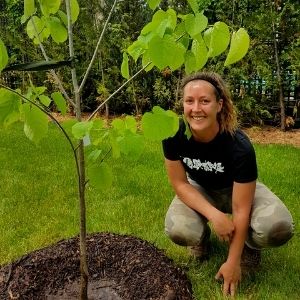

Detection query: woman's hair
xmin=181 ymin=72 xmax=238 ymax=135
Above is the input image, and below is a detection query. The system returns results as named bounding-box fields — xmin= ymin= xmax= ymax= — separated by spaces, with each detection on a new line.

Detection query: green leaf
xmin=207 ymin=22 xmax=230 ymax=58
xmin=184 ymin=50 xmax=197 ymax=74
xmin=141 ymin=10 xmax=176 ymax=38
xmin=185 ymin=13 xmax=208 ymax=37
xmin=118 ymin=130 xmax=144 ymax=158
xmin=191 ymin=35 xmax=208 ymax=70
xmin=22 ymin=103 xmax=48 ymax=143
xmin=88 ymin=162 xmax=113 ymax=191
xmin=0 ymin=39 xmax=8 ymax=72
xmin=39 ymin=0 xmax=61 ymax=16
xmin=127 ymin=39 xmax=146 ymax=62
xmin=142 ymin=50 xmax=154 ymax=72
xmin=121 ymin=52 xmax=130 ymax=79
xmin=112 ymin=116 xmax=137 ymax=134
xmin=148 ymin=35 xmax=185 ymax=71
xmin=38 ymin=95 xmax=52 ymax=107
xmin=72 ymin=121 xmax=94 ymax=140
xmin=48 ymin=17 xmax=68 ymax=43
xmin=147 ymin=0 xmax=161 ymax=10
xmin=142 ymin=106 xmax=179 ymax=141
xmin=87 ymin=149 xmax=102 ymax=162
xmin=183 ymin=115 xmax=192 ymax=139
xmin=124 ymin=116 xmax=137 ymax=133
xmin=21 ymin=0 xmax=35 ymax=24
xmin=187 ymin=0 xmax=198 ymax=14
xmin=70 ymin=0 xmax=80 ymax=23
xmin=26 ymin=16 xmax=50 ymax=43
xmin=57 ymin=10 xmax=68 ymax=26
xmin=0 ymin=89 xmax=21 ymax=127
xmin=51 ymin=92 xmax=67 ymax=115
xmin=224 ymin=28 xmax=250 ymax=67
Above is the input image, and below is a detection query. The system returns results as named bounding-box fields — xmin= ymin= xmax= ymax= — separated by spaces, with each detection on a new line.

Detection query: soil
xmin=243 ymin=126 xmax=300 ymax=148
xmin=0 ymin=233 xmax=193 ymax=300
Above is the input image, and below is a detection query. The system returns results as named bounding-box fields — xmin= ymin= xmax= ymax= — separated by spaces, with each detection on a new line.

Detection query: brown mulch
xmin=0 ymin=233 xmax=193 ymax=300
xmin=243 ymin=126 xmax=300 ymax=148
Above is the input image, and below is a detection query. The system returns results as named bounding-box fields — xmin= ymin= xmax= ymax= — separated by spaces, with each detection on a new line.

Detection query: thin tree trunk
xmin=66 ymin=1 xmax=89 ymax=299
xmin=271 ymin=1 xmax=286 ymax=131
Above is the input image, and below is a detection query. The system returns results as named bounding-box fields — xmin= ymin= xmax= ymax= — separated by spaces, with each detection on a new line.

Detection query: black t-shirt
xmin=162 ymin=119 xmax=258 ymax=190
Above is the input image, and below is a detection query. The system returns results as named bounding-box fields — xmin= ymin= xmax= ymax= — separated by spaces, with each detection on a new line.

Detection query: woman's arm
xmin=165 ymin=158 xmax=234 ymax=240
xmin=216 ymin=180 xmax=256 ymax=296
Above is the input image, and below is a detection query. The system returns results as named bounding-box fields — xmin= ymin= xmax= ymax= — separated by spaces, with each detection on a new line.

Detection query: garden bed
xmin=0 ymin=233 xmax=193 ymax=300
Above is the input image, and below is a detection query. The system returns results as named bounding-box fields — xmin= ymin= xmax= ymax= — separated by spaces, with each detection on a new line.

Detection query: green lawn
xmin=0 ymin=122 xmax=299 ymax=299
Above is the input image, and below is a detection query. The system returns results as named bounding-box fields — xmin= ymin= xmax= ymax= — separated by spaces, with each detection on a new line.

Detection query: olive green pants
xmin=165 ymin=178 xmax=294 ymax=249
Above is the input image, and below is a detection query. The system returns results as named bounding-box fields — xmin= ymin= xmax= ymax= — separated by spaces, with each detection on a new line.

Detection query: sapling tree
xmin=0 ymin=0 xmax=250 ymax=299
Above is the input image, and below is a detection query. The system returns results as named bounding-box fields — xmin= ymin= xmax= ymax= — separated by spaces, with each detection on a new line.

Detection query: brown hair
xmin=181 ymin=72 xmax=238 ymax=135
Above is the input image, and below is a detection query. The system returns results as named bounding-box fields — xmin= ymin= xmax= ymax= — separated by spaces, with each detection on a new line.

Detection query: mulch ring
xmin=0 ymin=232 xmax=193 ymax=300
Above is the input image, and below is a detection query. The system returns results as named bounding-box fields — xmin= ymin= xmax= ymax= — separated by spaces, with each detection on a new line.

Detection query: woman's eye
xmin=185 ymin=99 xmax=193 ymax=104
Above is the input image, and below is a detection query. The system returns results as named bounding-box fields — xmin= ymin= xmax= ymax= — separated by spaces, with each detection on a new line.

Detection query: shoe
xmin=188 ymin=227 xmax=211 ymax=261
xmin=241 ymin=244 xmax=261 ymax=274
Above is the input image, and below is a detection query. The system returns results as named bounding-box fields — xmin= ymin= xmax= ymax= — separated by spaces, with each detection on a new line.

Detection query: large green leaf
xmin=72 ymin=121 xmax=94 ymax=140
xmin=26 ymin=16 xmax=50 ymax=44
xmin=187 ymin=0 xmax=198 ymax=14
xmin=127 ymin=39 xmax=146 ymax=62
xmin=142 ymin=106 xmax=179 ymax=141
xmin=224 ymin=28 xmax=250 ymax=67
xmin=118 ymin=130 xmax=144 ymax=158
xmin=148 ymin=35 xmax=185 ymax=70
xmin=184 ymin=50 xmax=197 ymax=74
xmin=147 ymin=0 xmax=162 ymax=10
xmin=48 ymin=17 xmax=68 ymax=43
xmin=0 ymin=89 xmax=21 ymax=127
xmin=39 ymin=0 xmax=61 ymax=16
xmin=0 ymin=39 xmax=8 ymax=72
xmin=184 ymin=13 xmax=208 ymax=37
xmin=51 ymin=92 xmax=67 ymax=115
xmin=70 ymin=0 xmax=80 ymax=23
xmin=207 ymin=22 xmax=230 ymax=58
xmin=22 ymin=103 xmax=48 ymax=143
xmin=141 ymin=9 xmax=176 ymax=38
xmin=192 ymin=35 xmax=208 ymax=70
xmin=38 ymin=95 xmax=52 ymax=107
xmin=88 ymin=162 xmax=113 ymax=191
xmin=21 ymin=0 xmax=36 ymax=24
xmin=112 ymin=116 xmax=137 ymax=134
xmin=121 ymin=52 xmax=129 ymax=79
xmin=142 ymin=50 xmax=154 ymax=72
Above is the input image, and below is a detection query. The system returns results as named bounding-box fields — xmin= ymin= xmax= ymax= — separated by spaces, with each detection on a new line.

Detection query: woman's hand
xmin=215 ymin=261 xmax=241 ymax=297
xmin=210 ymin=211 xmax=235 ymax=242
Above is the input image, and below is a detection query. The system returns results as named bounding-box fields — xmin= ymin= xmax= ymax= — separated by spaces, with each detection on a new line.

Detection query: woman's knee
xmin=249 ymin=218 xmax=294 ymax=248
xmin=267 ymin=219 xmax=294 ymax=246
xmin=165 ymin=213 xmax=206 ymax=246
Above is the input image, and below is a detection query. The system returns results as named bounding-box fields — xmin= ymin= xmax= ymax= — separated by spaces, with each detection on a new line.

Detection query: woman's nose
xmin=192 ymin=101 xmax=202 ymax=111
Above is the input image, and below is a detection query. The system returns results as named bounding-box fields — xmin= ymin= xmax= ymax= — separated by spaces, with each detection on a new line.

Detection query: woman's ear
xmin=218 ymin=99 xmax=223 ymax=112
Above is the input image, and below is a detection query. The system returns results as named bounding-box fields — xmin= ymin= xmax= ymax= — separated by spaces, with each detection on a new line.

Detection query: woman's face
xmin=183 ymin=80 xmax=223 ymax=141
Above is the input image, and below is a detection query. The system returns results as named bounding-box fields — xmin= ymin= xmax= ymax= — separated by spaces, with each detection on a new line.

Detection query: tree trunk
xmin=271 ymin=2 xmax=286 ymax=131
xmin=78 ymin=141 xmax=89 ymax=300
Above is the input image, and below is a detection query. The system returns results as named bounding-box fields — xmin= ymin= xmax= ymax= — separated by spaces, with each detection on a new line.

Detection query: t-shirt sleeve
xmin=162 ymin=136 xmax=180 ymax=161
xmin=162 ymin=118 xmax=185 ymax=161
xmin=233 ymin=136 xmax=258 ymax=183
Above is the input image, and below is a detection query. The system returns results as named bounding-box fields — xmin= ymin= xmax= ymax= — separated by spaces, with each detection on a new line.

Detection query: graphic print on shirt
xmin=182 ymin=157 xmax=224 ymax=174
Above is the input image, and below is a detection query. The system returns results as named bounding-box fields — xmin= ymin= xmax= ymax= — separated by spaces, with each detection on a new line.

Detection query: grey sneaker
xmin=188 ymin=227 xmax=211 ymax=261
xmin=241 ymin=244 xmax=261 ymax=273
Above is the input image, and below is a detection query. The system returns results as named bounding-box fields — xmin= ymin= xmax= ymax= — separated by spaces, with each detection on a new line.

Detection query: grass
xmin=0 ymin=122 xmax=299 ymax=299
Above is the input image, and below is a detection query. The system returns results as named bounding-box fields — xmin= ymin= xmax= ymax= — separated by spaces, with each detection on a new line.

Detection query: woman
xmin=162 ymin=72 xmax=294 ymax=297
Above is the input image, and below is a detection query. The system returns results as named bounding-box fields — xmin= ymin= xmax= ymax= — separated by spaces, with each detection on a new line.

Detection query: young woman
xmin=162 ymin=72 xmax=294 ymax=297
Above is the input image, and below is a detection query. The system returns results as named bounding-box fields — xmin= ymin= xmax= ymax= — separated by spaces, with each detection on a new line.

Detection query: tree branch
xmin=88 ymin=62 xmax=150 ymax=120
xmin=78 ymin=0 xmax=118 ymax=94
